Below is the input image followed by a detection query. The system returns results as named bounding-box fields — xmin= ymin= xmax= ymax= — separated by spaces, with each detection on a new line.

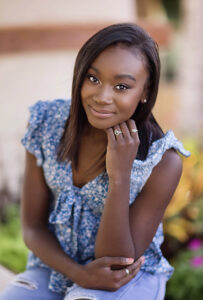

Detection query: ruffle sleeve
xmin=21 ymin=101 xmax=49 ymax=166
xmin=141 ymin=130 xmax=191 ymax=166
xmin=21 ymin=99 xmax=70 ymax=167
xmin=130 ymin=130 xmax=191 ymax=200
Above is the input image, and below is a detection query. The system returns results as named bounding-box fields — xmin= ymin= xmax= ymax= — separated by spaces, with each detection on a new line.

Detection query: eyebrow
xmin=89 ymin=66 xmax=136 ymax=82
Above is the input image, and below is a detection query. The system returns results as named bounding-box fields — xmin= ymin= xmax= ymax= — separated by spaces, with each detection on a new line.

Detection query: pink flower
xmin=188 ymin=238 xmax=202 ymax=251
xmin=190 ymin=256 xmax=203 ymax=268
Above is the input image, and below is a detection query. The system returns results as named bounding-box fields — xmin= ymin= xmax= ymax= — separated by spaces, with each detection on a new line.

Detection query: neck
xmin=83 ymin=123 xmax=107 ymax=144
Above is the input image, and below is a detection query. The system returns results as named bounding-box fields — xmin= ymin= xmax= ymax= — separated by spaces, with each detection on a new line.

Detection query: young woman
xmin=0 ymin=23 xmax=190 ymax=300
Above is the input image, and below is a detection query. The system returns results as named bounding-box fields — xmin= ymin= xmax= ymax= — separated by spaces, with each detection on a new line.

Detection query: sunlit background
xmin=0 ymin=1 xmax=203 ymax=299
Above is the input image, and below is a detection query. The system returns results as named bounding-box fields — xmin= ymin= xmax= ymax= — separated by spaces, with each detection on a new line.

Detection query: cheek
xmin=118 ymin=95 xmax=140 ymax=115
xmin=81 ymin=83 xmax=95 ymax=106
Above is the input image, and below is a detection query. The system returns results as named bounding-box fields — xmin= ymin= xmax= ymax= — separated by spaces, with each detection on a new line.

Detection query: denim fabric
xmin=0 ymin=268 xmax=64 ymax=300
xmin=65 ymin=270 xmax=167 ymax=300
xmin=0 ymin=268 xmax=167 ymax=300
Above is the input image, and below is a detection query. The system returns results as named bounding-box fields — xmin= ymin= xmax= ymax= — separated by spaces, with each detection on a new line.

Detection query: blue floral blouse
xmin=21 ymin=99 xmax=190 ymax=294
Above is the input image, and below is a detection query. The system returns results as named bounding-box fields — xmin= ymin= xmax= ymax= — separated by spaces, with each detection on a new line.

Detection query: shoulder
xmin=133 ymin=148 xmax=183 ymax=214
xmin=21 ymin=99 xmax=71 ymax=166
xmin=27 ymin=98 xmax=71 ymax=134
xmin=142 ymin=148 xmax=183 ymax=206
xmin=153 ymin=149 xmax=183 ymax=181
xmin=29 ymin=98 xmax=71 ymax=121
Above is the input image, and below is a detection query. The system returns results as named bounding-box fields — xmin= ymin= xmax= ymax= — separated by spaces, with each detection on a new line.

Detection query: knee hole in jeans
xmin=68 ymin=297 xmax=97 ymax=300
xmin=70 ymin=298 xmax=96 ymax=300
xmin=11 ymin=278 xmax=38 ymax=291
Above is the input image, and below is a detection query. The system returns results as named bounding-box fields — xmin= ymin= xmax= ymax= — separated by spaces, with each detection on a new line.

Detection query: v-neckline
xmin=70 ymin=161 xmax=106 ymax=190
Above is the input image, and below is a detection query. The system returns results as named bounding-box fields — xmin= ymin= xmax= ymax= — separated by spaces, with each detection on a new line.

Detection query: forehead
xmin=91 ymin=45 xmax=147 ymax=76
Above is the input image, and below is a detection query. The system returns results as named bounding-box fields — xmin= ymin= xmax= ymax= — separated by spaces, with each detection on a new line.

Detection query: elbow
xmin=22 ymin=225 xmax=35 ymax=250
xmin=94 ymin=243 xmax=135 ymax=260
xmin=22 ymin=223 xmax=44 ymax=251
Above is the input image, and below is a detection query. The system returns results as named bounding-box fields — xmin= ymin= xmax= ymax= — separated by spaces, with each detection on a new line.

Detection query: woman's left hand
xmin=105 ymin=119 xmax=139 ymax=180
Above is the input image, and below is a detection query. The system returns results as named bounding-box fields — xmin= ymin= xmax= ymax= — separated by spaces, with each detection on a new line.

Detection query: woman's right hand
xmin=76 ymin=256 xmax=144 ymax=291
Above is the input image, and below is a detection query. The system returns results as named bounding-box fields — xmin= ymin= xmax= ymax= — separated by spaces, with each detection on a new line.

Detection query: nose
xmin=93 ymin=85 xmax=113 ymax=105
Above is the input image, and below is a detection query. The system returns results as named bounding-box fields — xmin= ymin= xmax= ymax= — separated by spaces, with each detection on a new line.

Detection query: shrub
xmin=166 ymin=238 xmax=203 ymax=300
xmin=164 ymin=138 xmax=203 ymax=246
xmin=0 ymin=204 xmax=28 ymax=273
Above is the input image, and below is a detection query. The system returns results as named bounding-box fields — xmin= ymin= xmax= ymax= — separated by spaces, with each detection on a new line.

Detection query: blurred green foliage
xmin=166 ymin=239 xmax=203 ymax=300
xmin=164 ymin=138 xmax=203 ymax=299
xmin=164 ymin=138 xmax=203 ymax=244
xmin=0 ymin=204 xmax=28 ymax=273
xmin=162 ymin=0 xmax=181 ymax=27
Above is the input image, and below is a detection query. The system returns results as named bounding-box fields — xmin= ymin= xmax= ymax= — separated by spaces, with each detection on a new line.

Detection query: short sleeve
xmin=145 ymin=130 xmax=191 ymax=167
xmin=21 ymin=99 xmax=71 ymax=167
xmin=130 ymin=130 xmax=191 ymax=197
xmin=21 ymin=100 xmax=49 ymax=166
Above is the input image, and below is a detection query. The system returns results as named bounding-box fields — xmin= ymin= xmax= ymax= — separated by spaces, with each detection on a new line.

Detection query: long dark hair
xmin=57 ymin=23 xmax=163 ymax=165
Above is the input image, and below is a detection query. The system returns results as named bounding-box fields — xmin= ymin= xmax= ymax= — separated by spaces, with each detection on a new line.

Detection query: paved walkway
xmin=0 ymin=265 xmax=15 ymax=292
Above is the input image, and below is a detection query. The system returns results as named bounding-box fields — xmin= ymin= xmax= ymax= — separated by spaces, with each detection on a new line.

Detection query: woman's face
xmin=81 ymin=45 xmax=148 ymax=130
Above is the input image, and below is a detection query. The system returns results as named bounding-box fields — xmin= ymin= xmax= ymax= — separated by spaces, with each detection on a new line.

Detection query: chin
xmin=85 ymin=115 xmax=112 ymax=129
xmin=89 ymin=121 xmax=110 ymax=130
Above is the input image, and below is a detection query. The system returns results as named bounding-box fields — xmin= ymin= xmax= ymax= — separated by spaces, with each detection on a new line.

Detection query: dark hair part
xmin=58 ymin=23 xmax=163 ymax=165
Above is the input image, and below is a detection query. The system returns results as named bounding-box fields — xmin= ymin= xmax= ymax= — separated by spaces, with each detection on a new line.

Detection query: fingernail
xmin=126 ymin=258 xmax=134 ymax=264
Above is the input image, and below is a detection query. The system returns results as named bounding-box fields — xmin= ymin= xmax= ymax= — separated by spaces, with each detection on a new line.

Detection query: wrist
xmin=108 ymin=173 xmax=131 ymax=185
xmin=64 ymin=261 xmax=84 ymax=284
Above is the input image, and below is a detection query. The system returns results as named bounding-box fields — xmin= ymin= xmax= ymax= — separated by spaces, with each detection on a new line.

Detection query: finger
xmin=127 ymin=256 xmax=144 ymax=273
xmin=119 ymin=122 xmax=131 ymax=139
xmin=127 ymin=119 xmax=139 ymax=138
xmin=112 ymin=256 xmax=142 ymax=280
xmin=100 ymin=256 xmax=134 ymax=267
xmin=116 ymin=259 xmax=143 ymax=287
xmin=106 ymin=127 xmax=116 ymax=143
xmin=113 ymin=125 xmax=123 ymax=141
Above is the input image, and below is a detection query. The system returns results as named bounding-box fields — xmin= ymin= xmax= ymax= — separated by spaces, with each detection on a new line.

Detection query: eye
xmin=115 ymin=84 xmax=130 ymax=91
xmin=86 ymin=74 xmax=100 ymax=84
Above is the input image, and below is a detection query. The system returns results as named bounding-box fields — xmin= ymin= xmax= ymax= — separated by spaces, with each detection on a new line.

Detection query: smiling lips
xmin=89 ymin=106 xmax=115 ymax=118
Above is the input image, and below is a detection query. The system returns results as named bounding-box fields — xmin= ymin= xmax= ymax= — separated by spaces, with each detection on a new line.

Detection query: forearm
xmin=95 ymin=175 xmax=135 ymax=259
xmin=23 ymin=225 xmax=82 ymax=282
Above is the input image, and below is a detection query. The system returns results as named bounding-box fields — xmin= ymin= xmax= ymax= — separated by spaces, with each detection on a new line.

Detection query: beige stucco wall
xmin=0 ymin=0 xmax=136 ymax=27
xmin=0 ymin=50 xmax=77 ymax=193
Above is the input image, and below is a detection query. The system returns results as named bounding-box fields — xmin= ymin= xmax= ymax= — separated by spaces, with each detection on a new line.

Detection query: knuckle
xmin=133 ymin=260 xmax=140 ymax=269
xmin=129 ymin=119 xmax=135 ymax=125
xmin=128 ymin=265 xmax=134 ymax=273
xmin=128 ymin=140 xmax=134 ymax=146
xmin=113 ymin=274 xmax=120 ymax=283
xmin=120 ymin=141 xmax=125 ymax=147
xmin=113 ymin=282 xmax=120 ymax=291
xmin=133 ymin=266 xmax=140 ymax=275
xmin=109 ymin=143 xmax=116 ymax=149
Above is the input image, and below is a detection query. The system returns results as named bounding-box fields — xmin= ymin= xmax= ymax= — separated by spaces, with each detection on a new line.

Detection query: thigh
xmin=121 ymin=271 xmax=167 ymax=300
xmin=64 ymin=271 xmax=167 ymax=300
xmin=0 ymin=267 xmax=64 ymax=300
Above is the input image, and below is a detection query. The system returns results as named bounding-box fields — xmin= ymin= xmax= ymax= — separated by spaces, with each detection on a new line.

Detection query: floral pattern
xmin=21 ymin=99 xmax=190 ymax=294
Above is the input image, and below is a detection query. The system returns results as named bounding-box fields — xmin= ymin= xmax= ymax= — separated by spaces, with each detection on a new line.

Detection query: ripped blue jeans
xmin=0 ymin=267 xmax=168 ymax=300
